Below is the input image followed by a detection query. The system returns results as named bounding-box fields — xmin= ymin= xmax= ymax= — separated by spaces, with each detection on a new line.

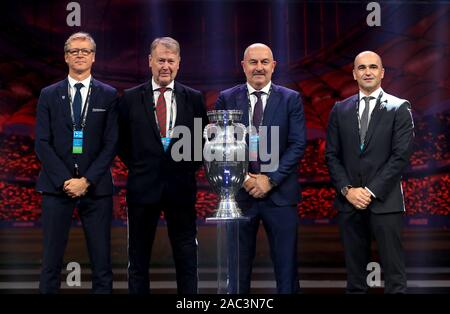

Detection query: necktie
xmin=156 ymin=87 xmax=168 ymax=137
xmin=360 ymin=96 xmax=374 ymax=146
xmin=250 ymin=91 xmax=264 ymax=173
xmin=252 ymin=91 xmax=263 ymax=130
xmin=73 ymin=83 xmax=84 ymax=128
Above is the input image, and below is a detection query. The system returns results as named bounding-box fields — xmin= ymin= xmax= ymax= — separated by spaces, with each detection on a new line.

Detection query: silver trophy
xmin=203 ymin=110 xmax=248 ymax=220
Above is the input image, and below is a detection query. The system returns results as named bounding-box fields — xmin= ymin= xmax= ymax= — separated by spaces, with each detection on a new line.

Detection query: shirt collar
xmin=68 ymin=75 xmax=91 ymax=88
xmin=359 ymin=87 xmax=383 ymax=101
xmin=152 ymin=77 xmax=175 ymax=91
xmin=247 ymin=81 xmax=272 ymax=95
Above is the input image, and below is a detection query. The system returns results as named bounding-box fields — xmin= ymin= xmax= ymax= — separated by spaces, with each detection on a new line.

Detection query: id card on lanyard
xmin=73 ymin=131 xmax=84 ymax=154
xmin=69 ymin=81 xmax=92 ymax=155
xmin=247 ymin=86 xmax=271 ymax=162
xmin=155 ymin=89 xmax=175 ymax=152
xmin=249 ymin=134 xmax=259 ymax=162
xmin=161 ymin=137 xmax=171 ymax=152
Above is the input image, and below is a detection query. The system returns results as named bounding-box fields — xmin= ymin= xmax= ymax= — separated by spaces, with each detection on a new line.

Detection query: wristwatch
xmin=341 ymin=185 xmax=352 ymax=197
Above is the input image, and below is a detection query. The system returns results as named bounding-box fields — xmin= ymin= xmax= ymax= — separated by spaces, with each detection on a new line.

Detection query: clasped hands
xmin=345 ymin=187 xmax=372 ymax=210
xmin=63 ymin=177 xmax=90 ymax=198
xmin=243 ymin=173 xmax=273 ymax=199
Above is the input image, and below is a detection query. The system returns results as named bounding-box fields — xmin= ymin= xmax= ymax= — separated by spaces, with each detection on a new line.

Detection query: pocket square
xmin=92 ymin=108 xmax=106 ymax=112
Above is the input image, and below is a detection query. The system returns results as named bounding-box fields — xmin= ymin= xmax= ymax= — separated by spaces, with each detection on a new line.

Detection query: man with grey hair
xmin=118 ymin=37 xmax=208 ymax=294
xmin=35 ymin=32 xmax=118 ymax=293
xmin=326 ymin=51 xmax=414 ymax=293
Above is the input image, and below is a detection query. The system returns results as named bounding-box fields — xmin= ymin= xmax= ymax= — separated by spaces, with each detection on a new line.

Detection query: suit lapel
xmin=346 ymin=95 xmax=361 ymax=153
xmin=174 ymin=82 xmax=186 ymax=128
xmin=169 ymin=82 xmax=187 ymax=153
xmin=56 ymin=79 xmax=72 ymax=129
xmin=363 ymin=93 xmax=387 ymax=150
xmin=83 ymin=78 xmax=99 ymax=129
xmin=236 ymin=85 xmax=249 ymax=126
xmin=262 ymin=84 xmax=280 ymax=127
xmin=141 ymin=82 xmax=161 ymax=140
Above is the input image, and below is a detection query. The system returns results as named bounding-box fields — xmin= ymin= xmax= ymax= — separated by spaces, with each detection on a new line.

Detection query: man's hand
xmin=64 ymin=177 xmax=90 ymax=198
xmin=243 ymin=175 xmax=257 ymax=192
xmin=346 ymin=187 xmax=372 ymax=210
xmin=246 ymin=173 xmax=273 ymax=199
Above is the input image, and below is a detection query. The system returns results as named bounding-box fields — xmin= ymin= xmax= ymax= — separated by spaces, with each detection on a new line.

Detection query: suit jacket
xmin=215 ymin=83 xmax=307 ymax=206
xmin=35 ymin=78 xmax=118 ymax=196
xmin=325 ymin=91 xmax=414 ymax=214
xmin=118 ymin=81 xmax=208 ymax=205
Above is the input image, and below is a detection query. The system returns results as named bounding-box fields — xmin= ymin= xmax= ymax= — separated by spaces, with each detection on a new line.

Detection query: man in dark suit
xmin=118 ymin=37 xmax=208 ymax=294
xmin=35 ymin=32 xmax=118 ymax=293
xmin=215 ymin=43 xmax=306 ymax=294
xmin=325 ymin=51 xmax=414 ymax=294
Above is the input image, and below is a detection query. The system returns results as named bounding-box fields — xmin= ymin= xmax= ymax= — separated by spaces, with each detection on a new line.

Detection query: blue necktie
xmin=73 ymin=83 xmax=84 ymax=128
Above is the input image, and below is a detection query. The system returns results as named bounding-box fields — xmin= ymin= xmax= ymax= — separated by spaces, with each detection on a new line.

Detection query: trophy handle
xmin=234 ymin=123 xmax=247 ymax=143
xmin=203 ymin=124 xmax=217 ymax=142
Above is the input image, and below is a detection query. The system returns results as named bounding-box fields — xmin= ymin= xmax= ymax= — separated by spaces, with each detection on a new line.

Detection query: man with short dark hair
xmin=326 ymin=51 xmax=414 ymax=294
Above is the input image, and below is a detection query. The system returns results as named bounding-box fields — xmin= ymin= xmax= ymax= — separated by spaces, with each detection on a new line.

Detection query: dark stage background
xmin=0 ymin=1 xmax=448 ymax=227
xmin=0 ymin=0 xmax=449 ymax=295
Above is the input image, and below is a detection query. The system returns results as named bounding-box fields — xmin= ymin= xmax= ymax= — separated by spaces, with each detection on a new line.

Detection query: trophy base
xmin=206 ymin=200 xmax=248 ymax=222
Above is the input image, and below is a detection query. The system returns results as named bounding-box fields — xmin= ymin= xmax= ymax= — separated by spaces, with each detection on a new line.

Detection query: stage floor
xmin=1 ymin=225 xmax=449 ymax=294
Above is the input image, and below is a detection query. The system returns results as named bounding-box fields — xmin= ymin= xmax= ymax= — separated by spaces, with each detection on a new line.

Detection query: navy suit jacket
xmin=325 ymin=91 xmax=414 ymax=214
xmin=118 ymin=81 xmax=208 ymax=205
xmin=215 ymin=83 xmax=307 ymax=206
xmin=35 ymin=78 xmax=118 ymax=196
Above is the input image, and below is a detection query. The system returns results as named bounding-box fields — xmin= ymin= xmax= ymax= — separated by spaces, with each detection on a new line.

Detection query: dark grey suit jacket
xmin=325 ymin=91 xmax=414 ymax=214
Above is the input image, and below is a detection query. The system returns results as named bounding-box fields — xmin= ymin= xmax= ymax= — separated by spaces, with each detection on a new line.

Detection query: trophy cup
xmin=203 ymin=110 xmax=248 ymax=221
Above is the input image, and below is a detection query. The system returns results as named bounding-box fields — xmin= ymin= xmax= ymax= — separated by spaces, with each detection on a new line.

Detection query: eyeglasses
xmin=66 ymin=48 xmax=94 ymax=56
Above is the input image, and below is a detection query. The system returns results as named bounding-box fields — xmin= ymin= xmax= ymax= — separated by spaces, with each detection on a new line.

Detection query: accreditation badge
xmin=72 ymin=130 xmax=84 ymax=154
xmin=249 ymin=134 xmax=259 ymax=162
xmin=161 ymin=137 xmax=171 ymax=152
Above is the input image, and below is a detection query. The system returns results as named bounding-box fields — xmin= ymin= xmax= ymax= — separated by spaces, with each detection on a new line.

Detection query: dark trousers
xmin=229 ymin=198 xmax=299 ymax=294
xmin=39 ymin=194 xmax=113 ymax=294
xmin=339 ymin=210 xmax=407 ymax=294
xmin=127 ymin=198 xmax=198 ymax=294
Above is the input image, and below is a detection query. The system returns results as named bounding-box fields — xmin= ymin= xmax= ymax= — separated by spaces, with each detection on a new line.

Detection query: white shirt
xmin=244 ymin=82 xmax=271 ymax=181
xmin=68 ymin=75 xmax=92 ymax=112
xmin=247 ymin=81 xmax=272 ymax=127
xmin=358 ymin=87 xmax=383 ymax=128
xmin=152 ymin=78 xmax=177 ymax=137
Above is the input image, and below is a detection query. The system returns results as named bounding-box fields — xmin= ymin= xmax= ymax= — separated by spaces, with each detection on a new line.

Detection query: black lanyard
xmin=68 ymin=80 xmax=93 ymax=131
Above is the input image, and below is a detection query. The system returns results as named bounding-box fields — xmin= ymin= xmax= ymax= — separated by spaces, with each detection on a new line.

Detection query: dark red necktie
xmin=156 ymin=87 xmax=168 ymax=137
xmin=250 ymin=91 xmax=264 ymax=173
xmin=252 ymin=91 xmax=263 ymax=130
